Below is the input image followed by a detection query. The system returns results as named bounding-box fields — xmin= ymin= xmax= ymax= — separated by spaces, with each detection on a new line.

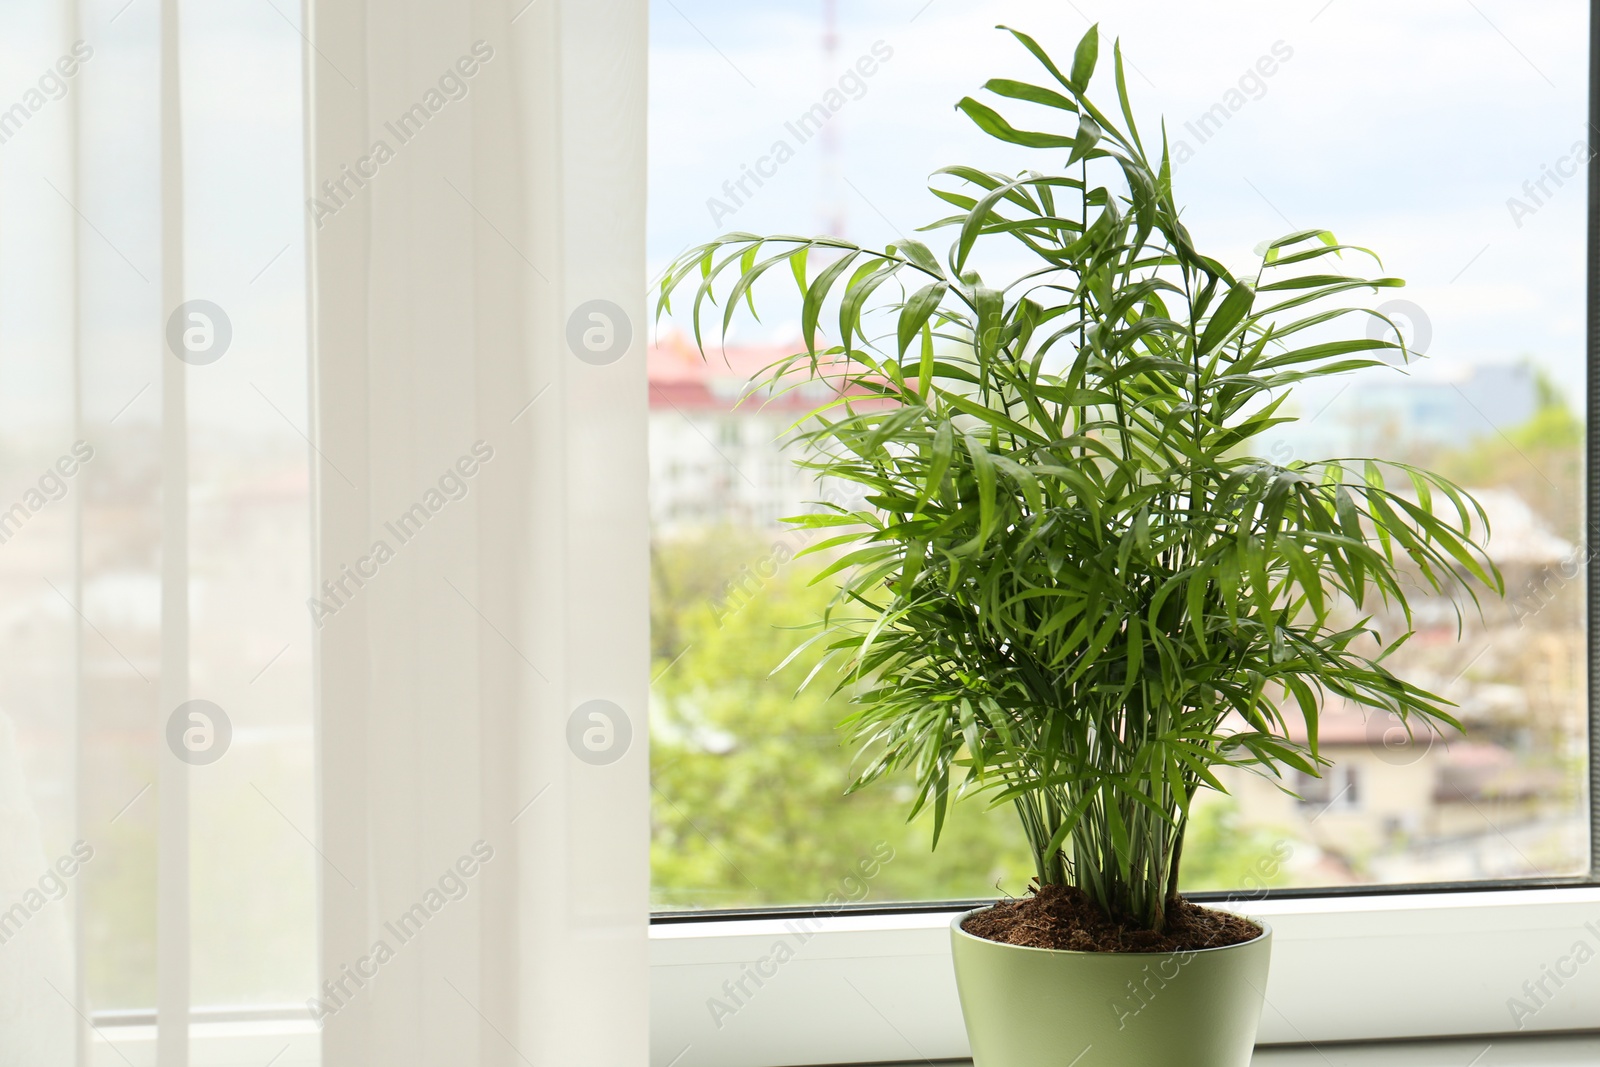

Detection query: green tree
xmin=650 ymin=533 xmax=1035 ymax=908
xmin=1432 ymin=363 xmax=1582 ymax=542
xmin=651 ymin=535 xmax=1308 ymax=908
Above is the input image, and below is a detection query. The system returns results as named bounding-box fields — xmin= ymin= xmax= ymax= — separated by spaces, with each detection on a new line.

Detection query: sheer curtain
xmin=0 ymin=1 xmax=226 ymax=1062
xmin=304 ymin=0 xmax=649 ymax=1064
xmin=0 ymin=2 xmax=88 ymax=1060
xmin=0 ymin=0 xmax=648 ymax=1063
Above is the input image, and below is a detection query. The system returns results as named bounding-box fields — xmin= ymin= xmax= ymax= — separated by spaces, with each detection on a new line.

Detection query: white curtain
xmin=0 ymin=0 xmax=648 ymax=1062
xmin=304 ymin=2 xmax=650 ymax=1066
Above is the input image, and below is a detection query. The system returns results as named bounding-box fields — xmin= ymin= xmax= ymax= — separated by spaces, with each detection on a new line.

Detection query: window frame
xmin=643 ymin=2 xmax=1600 ymax=1061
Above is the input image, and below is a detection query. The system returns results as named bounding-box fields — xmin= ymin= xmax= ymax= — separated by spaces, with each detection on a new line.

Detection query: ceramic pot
xmin=950 ymin=908 xmax=1272 ymax=1066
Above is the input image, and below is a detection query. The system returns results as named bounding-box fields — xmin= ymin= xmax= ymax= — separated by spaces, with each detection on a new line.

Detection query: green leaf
xmin=955 ymin=98 xmax=1079 ymax=150
xmin=974 ymin=286 xmax=1004 ymax=370
xmin=922 ymin=419 xmax=954 ymax=505
xmin=1068 ymin=113 xmax=1102 ymax=165
xmin=956 ymin=433 xmax=998 ymax=554
xmin=898 ymin=281 xmax=947 ymax=357
xmin=839 ymin=259 xmax=898 ymax=354
xmin=801 ymin=251 xmax=860 ymax=353
xmin=1113 ymin=40 xmax=1142 ymax=152
xmin=995 ymin=25 xmax=1077 ymax=91
xmin=984 ymin=77 xmax=1079 ymax=113
xmin=893 ymin=237 xmax=946 ymax=277
xmin=1196 ymin=282 xmax=1254 ymax=354
xmin=918 ymin=321 xmax=936 ymax=398
xmin=1069 ymin=24 xmax=1100 ymax=90
xmin=789 ymin=245 xmax=808 ymax=292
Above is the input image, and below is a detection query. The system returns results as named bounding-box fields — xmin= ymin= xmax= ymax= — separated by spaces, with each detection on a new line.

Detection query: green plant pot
xmin=950 ymin=908 xmax=1272 ymax=1067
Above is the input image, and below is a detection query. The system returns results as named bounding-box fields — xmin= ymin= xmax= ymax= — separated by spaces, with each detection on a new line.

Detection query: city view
xmin=648 ymin=337 xmax=1588 ymax=909
xmin=646 ymin=0 xmax=1590 ymax=912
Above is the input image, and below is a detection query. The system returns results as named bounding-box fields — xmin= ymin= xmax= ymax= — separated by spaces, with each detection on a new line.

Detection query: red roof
xmin=648 ymin=332 xmax=886 ymax=414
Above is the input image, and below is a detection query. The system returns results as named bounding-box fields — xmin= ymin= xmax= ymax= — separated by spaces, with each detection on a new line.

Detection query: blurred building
xmin=1347 ymin=362 xmax=1540 ymax=452
xmin=1222 ymin=480 xmax=1584 ymax=884
xmin=648 ymin=334 xmax=1589 ymax=887
xmin=648 ymin=333 xmax=867 ymax=532
xmin=1266 ymin=361 xmax=1542 ymax=462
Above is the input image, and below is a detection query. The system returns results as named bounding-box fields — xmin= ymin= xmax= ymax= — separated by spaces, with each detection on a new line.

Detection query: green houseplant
xmin=659 ymin=24 xmax=1501 ymax=1065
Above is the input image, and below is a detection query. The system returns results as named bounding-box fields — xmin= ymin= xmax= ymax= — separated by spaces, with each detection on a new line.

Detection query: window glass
xmin=649 ymin=0 xmax=1589 ymax=908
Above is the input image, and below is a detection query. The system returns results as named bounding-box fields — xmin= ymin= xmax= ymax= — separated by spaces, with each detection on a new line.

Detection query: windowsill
xmin=862 ymin=1033 xmax=1600 ymax=1066
xmin=85 ymin=889 xmax=1600 ymax=1066
xmin=1251 ymin=1034 xmax=1600 ymax=1065
xmin=84 ymin=1018 xmax=1600 ymax=1066
xmin=91 ymin=1018 xmax=319 ymax=1067
xmin=652 ymin=886 xmax=1600 ymax=1065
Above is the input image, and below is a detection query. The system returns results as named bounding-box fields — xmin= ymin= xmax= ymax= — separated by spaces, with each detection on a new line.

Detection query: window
xmin=647 ymin=1 xmax=1592 ymax=910
xmin=647 ymin=4 xmax=1600 ymax=1061
xmin=1293 ymin=765 xmax=1359 ymax=813
xmin=2 ymin=0 xmax=1595 ymax=1063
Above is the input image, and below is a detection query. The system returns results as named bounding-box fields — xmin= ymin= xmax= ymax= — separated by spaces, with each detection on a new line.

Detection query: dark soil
xmin=961 ymin=883 xmax=1262 ymax=953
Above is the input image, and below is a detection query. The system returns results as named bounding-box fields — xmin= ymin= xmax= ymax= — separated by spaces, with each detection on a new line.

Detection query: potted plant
xmin=657 ymin=24 xmax=1501 ymax=1066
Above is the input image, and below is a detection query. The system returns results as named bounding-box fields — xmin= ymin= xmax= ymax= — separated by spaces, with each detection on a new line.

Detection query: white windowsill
xmin=84 ymin=888 xmax=1600 ymax=1066
xmin=867 ymin=1033 xmax=1600 ymax=1066
xmin=91 ymin=1019 xmax=319 ymax=1067
xmin=651 ymin=886 xmax=1600 ymax=1067
xmin=87 ymin=1024 xmax=1600 ymax=1067
xmin=1252 ymin=1034 xmax=1600 ymax=1065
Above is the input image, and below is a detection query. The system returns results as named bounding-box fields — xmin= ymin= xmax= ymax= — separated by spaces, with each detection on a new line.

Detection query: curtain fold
xmin=303 ymin=1 xmax=649 ymax=1063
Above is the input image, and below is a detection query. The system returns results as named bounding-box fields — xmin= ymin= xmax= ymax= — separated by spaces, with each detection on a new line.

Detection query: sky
xmin=648 ymin=0 xmax=1592 ymax=399
xmin=0 ymin=0 xmax=1586 ymax=440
